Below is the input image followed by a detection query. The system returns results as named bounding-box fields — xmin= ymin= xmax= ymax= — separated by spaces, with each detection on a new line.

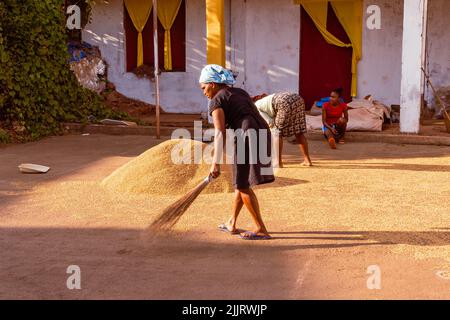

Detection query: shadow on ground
xmin=301 ymin=163 xmax=450 ymax=173
xmin=1 ymin=226 xmax=450 ymax=299
xmin=271 ymin=230 xmax=450 ymax=246
xmin=256 ymin=177 xmax=309 ymax=189
xmin=0 ymin=226 xmax=296 ymax=299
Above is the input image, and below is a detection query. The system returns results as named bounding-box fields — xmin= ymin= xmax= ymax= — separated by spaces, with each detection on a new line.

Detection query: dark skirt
xmin=232 ymin=116 xmax=275 ymax=190
xmin=272 ymin=92 xmax=307 ymax=137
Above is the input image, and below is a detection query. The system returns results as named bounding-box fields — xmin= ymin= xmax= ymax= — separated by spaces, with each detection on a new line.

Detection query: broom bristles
xmin=148 ymin=175 xmax=212 ymax=232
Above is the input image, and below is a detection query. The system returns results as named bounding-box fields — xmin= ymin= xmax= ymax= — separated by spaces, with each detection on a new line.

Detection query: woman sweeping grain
xmin=253 ymin=92 xmax=312 ymax=168
xmin=199 ymin=64 xmax=275 ymax=240
xmin=322 ymin=88 xmax=349 ymax=149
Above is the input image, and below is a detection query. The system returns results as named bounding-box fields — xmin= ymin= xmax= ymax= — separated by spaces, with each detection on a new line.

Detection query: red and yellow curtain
xmin=124 ymin=0 xmax=152 ymax=68
xmin=158 ymin=0 xmax=183 ymax=70
xmin=124 ymin=0 xmax=183 ymax=70
xmin=295 ymin=0 xmax=363 ymax=97
xmin=124 ymin=0 xmax=361 ymax=87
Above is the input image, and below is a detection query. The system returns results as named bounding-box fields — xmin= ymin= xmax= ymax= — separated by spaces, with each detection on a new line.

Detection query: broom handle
xmin=422 ymin=67 xmax=450 ymax=118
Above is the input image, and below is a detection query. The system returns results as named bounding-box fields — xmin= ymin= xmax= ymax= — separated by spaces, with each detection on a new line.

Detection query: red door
xmin=300 ymin=3 xmax=352 ymax=109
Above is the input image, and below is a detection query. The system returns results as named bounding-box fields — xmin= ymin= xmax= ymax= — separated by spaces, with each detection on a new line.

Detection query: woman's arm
xmin=259 ymin=110 xmax=275 ymax=128
xmin=211 ymin=108 xmax=226 ymax=178
xmin=343 ymin=108 xmax=349 ymax=122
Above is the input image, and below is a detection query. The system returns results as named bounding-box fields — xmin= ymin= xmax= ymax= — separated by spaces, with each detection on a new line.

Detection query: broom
xmin=422 ymin=67 xmax=450 ymax=133
xmin=148 ymin=174 xmax=215 ymax=232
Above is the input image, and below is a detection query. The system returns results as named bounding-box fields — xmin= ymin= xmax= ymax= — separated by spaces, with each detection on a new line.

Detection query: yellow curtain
xmin=297 ymin=0 xmax=362 ymax=97
xmin=157 ymin=0 xmax=182 ymax=71
xmin=206 ymin=0 xmax=225 ymax=67
xmin=301 ymin=2 xmax=351 ymax=48
xmin=124 ymin=0 xmax=153 ymax=67
xmin=331 ymin=1 xmax=363 ymax=97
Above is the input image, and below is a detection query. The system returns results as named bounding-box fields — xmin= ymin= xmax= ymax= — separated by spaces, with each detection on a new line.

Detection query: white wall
xmin=226 ymin=0 xmax=246 ymax=88
xmin=358 ymin=0 xmax=404 ymax=106
xmin=358 ymin=0 xmax=450 ymax=108
xmin=82 ymin=0 xmax=208 ymax=114
xmin=425 ymin=0 xmax=450 ymax=106
xmin=229 ymin=0 xmax=300 ymax=96
xmin=83 ymin=0 xmax=450 ymax=113
xmin=83 ymin=0 xmax=299 ymax=113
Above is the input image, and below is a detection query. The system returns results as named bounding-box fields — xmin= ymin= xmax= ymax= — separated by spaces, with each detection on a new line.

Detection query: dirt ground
xmin=1 ymin=134 xmax=450 ymax=299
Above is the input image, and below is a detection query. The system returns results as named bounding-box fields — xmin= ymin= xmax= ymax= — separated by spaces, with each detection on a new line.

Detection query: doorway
xmin=299 ymin=2 xmax=353 ymax=109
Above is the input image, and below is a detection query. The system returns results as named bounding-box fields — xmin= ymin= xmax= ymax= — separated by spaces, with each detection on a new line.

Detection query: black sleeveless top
xmin=208 ymin=87 xmax=270 ymax=131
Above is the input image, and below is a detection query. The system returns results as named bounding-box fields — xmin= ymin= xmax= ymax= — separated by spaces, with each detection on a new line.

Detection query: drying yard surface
xmin=0 ymin=134 xmax=450 ymax=299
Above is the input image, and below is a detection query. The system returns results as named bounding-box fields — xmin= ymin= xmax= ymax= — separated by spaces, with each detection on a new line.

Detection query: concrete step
xmin=306 ymin=130 xmax=450 ymax=146
xmin=64 ymin=123 xmax=450 ymax=146
xmin=64 ymin=123 xmax=194 ymax=136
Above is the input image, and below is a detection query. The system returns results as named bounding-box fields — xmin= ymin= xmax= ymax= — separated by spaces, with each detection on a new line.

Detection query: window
xmin=124 ymin=0 xmax=186 ymax=73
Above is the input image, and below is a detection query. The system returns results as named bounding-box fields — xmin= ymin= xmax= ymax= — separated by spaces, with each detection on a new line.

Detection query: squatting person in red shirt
xmin=322 ymin=88 xmax=349 ymax=149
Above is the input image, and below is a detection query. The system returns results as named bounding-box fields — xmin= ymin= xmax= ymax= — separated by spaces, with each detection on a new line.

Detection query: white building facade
xmin=83 ymin=0 xmax=448 ymax=133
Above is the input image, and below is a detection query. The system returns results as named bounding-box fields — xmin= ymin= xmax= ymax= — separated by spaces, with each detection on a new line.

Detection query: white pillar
xmin=399 ymin=0 xmax=428 ymax=134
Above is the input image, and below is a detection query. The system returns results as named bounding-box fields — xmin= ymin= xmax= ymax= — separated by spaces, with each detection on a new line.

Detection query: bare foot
xmin=328 ymin=137 xmax=337 ymax=149
xmin=300 ymin=161 xmax=312 ymax=167
xmin=219 ymin=223 xmax=240 ymax=234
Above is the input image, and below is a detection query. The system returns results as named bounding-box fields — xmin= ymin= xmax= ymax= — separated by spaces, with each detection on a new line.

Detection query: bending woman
xmin=322 ymin=88 xmax=349 ymax=149
xmin=199 ymin=64 xmax=275 ymax=240
xmin=254 ymin=92 xmax=312 ymax=168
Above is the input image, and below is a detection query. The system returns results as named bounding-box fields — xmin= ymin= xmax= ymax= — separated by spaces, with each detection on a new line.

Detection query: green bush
xmin=0 ymin=0 xmax=126 ymax=141
xmin=0 ymin=128 xmax=11 ymax=144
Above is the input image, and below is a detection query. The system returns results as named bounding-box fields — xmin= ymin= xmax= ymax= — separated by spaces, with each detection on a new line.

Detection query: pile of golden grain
xmin=101 ymin=139 xmax=233 ymax=195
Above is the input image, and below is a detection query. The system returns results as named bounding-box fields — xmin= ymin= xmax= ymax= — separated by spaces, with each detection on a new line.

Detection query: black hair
xmin=332 ymin=87 xmax=344 ymax=97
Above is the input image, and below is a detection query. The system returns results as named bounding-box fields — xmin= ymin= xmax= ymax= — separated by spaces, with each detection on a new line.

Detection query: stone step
xmin=64 ymin=123 xmax=450 ymax=146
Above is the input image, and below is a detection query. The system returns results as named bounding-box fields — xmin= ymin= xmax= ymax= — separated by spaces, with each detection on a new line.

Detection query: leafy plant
xmin=0 ymin=128 xmax=11 ymax=144
xmin=0 ymin=0 xmax=126 ymax=141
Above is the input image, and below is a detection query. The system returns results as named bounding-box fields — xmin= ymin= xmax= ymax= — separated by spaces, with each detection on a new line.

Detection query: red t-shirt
xmin=323 ymin=102 xmax=347 ymax=125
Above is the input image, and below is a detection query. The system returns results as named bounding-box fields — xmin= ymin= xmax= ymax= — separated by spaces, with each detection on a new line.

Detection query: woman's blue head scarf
xmin=199 ymin=64 xmax=236 ymax=85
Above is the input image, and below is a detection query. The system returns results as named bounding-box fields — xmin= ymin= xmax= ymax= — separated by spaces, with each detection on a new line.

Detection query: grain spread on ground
xmin=101 ymin=139 xmax=233 ymax=195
